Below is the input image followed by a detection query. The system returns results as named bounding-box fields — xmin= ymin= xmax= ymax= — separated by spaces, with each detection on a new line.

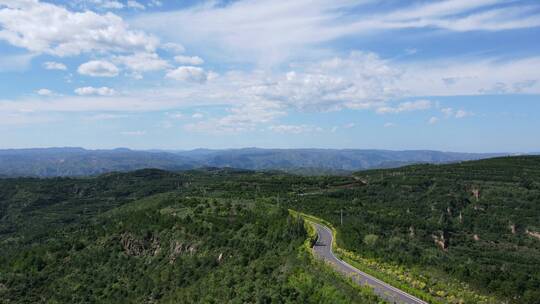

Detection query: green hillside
xmin=288 ymin=156 xmax=540 ymax=303
xmin=0 ymin=169 xmax=377 ymax=303
xmin=1 ymin=156 xmax=539 ymax=303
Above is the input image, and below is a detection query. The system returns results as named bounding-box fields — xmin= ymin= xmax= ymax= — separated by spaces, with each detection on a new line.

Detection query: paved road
xmin=312 ymin=222 xmax=428 ymax=304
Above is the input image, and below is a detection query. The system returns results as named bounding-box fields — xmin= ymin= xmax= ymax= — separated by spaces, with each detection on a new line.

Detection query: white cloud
xmin=275 ymin=52 xmax=535 ymax=106
xmin=286 ymin=71 xmax=296 ymax=81
xmin=192 ymin=113 xmax=203 ymax=119
xmin=384 ymin=122 xmax=396 ymax=128
xmin=148 ymin=0 xmax=162 ymax=7
xmin=207 ymin=71 xmax=219 ymax=81
xmin=376 ymin=100 xmax=432 ymax=114
xmin=76 ymin=0 xmax=125 ymax=10
xmin=343 ymin=122 xmax=355 ymax=129
xmin=428 ymin=117 xmax=439 ymax=125
xmin=174 ymin=55 xmax=204 ymax=65
xmin=404 ymin=48 xmax=418 ymax=55
xmin=440 ymin=107 xmax=473 ymax=119
xmin=114 ymin=52 xmax=169 ymax=73
xmin=86 ymin=113 xmax=127 ymax=120
xmin=232 ymin=52 xmax=400 ymax=112
xmin=167 ymin=112 xmax=184 ymax=119
xmin=43 ymin=61 xmax=67 ymax=71
xmin=441 ymin=107 xmax=454 ymax=118
xmin=36 ymin=88 xmax=53 ymax=96
xmin=166 ymin=66 xmax=209 ymax=82
xmin=161 ymin=42 xmax=185 ymax=53
xmin=349 ymin=1 xmax=540 ymax=34
xmin=455 ymin=109 xmax=473 ymax=118
xmin=75 ymin=86 xmax=116 ymax=96
xmin=269 ymin=124 xmax=322 ymax=134
xmin=185 ymin=100 xmax=284 ymax=133
xmin=134 ymin=0 xmax=540 ymax=65
xmin=121 ymin=130 xmax=146 ymax=136
xmin=95 ymin=0 xmax=124 ymax=9
xmin=1 ymin=0 xmax=535 ymax=138
xmin=427 ymin=6 xmax=540 ymax=32
xmin=400 ymin=57 xmax=540 ymax=96
xmin=127 ymin=0 xmax=145 ymax=10
xmin=0 ymin=112 xmax=56 ymax=126
xmin=0 ymin=88 xmax=229 ymax=114
xmin=133 ymin=0 xmax=357 ymax=65
xmin=78 ymin=60 xmax=119 ymax=77
xmin=0 ymin=0 xmax=158 ymax=56
xmin=1 ymin=50 xmax=539 ymax=134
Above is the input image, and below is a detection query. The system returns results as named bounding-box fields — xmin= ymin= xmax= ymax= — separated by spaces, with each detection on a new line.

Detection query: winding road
xmin=312 ymin=222 xmax=428 ymax=304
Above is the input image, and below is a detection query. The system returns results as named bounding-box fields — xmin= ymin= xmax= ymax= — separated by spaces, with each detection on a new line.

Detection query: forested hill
xmin=1 ymin=156 xmax=539 ymax=303
xmin=0 ymin=168 xmax=378 ymax=303
xmin=288 ymin=155 xmax=540 ymax=303
xmin=0 ymin=147 xmax=508 ymax=177
xmin=0 ymin=148 xmax=196 ymax=177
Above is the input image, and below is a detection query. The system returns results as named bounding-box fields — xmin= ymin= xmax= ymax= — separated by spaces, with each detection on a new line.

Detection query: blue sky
xmin=0 ymin=0 xmax=539 ymax=152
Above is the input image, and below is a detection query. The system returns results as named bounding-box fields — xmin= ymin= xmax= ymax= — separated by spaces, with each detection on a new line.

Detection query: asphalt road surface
xmin=312 ymin=222 xmax=429 ymax=304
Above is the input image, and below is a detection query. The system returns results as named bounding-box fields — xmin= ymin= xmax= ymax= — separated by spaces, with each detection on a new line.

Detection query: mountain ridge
xmin=0 ymin=147 xmax=514 ymax=177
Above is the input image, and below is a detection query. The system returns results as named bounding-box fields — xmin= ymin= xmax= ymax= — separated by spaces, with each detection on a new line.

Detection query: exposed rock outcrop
xmin=120 ymin=233 xmax=161 ymax=257
xmin=169 ymin=241 xmax=197 ymax=263
xmin=432 ymin=231 xmax=449 ymax=251
xmin=510 ymin=224 xmax=517 ymax=234
xmin=409 ymin=226 xmax=415 ymax=238
xmin=473 ymin=205 xmax=485 ymax=211
xmin=526 ymin=230 xmax=540 ymax=240
xmin=471 ymin=188 xmax=480 ymax=201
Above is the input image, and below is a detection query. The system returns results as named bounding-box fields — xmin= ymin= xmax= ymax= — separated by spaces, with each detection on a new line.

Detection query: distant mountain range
xmin=0 ymin=147 xmax=513 ymax=177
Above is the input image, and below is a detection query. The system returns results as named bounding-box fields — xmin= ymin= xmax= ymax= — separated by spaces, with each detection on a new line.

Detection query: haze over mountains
xmin=0 ymin=147 xmax=510 ymax=177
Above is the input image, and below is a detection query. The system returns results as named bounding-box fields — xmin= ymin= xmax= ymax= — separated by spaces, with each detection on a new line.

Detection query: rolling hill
xmin=0 ymin=168 xmax=378 ymax=303
xmin=0 ymin=147 xmax=508 ymax=177
xmin=1 ymin=156 xmax=539 ymax=303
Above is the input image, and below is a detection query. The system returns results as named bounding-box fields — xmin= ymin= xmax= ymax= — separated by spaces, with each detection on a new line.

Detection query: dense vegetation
xmin=0 ymin=169 xmax=377 ymax=303
xmin=1 ymin=156 xmax=539 ymax=303
xmin=288 ymin=156 xmax=540 ymax=303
